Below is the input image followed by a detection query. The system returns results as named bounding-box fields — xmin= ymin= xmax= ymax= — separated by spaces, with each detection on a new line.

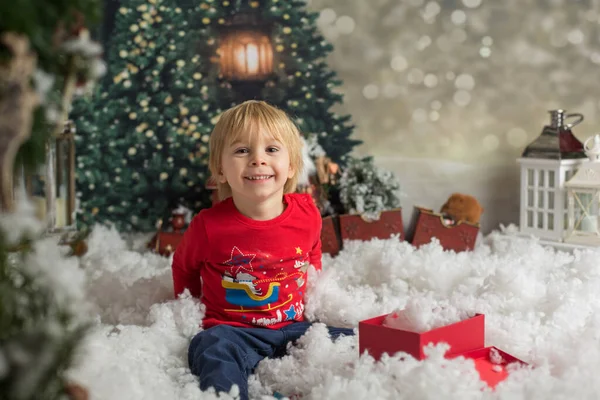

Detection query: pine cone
xmin=65 ymin=382 xmax=89 ymax=400
xmin=70 ymin=239 xmax=88 ymax=257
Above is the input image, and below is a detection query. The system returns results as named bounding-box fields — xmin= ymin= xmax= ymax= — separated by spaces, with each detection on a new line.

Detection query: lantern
xmin=219 ymin=29 xmax=273 ymax=81
xmin=29 ymin=120 xmax=77 ymax=231
xmin=517 ymin=109 xmax=586 ymax=241
xmin=564 ymin=135 xmax=600 ymax=245
xmin=218 ymin=2 xmax=274 ymax=97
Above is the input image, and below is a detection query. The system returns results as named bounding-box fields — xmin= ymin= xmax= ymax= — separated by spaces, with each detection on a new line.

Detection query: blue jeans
xmin=188 ymin=322 xmax=354 ymax=400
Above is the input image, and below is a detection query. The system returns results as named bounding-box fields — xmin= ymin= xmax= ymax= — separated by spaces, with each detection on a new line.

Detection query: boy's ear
xmin=287 ymin=165 xmax=295 ymax=179
xmin=218 ymin=170 xmax=227 ymax=183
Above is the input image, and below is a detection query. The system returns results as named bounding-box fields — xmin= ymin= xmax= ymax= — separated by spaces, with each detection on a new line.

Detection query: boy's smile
xmin=244 ymin=174 xmax=274 ymax=182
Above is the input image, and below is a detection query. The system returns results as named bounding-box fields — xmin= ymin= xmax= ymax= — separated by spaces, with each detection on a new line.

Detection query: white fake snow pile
xmin=28 ymin=223 xmax=600 ymax=399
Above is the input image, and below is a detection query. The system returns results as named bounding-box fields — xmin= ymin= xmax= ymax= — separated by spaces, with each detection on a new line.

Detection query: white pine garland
xmin=338 ymin=157 xmax=401 ymax=220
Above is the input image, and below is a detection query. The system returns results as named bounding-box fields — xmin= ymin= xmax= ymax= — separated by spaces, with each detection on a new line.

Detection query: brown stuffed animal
xmin=440 ymin=193 xmax=484 ymax=225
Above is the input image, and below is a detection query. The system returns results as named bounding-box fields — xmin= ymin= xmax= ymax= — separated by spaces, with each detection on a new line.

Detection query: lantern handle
xmin=564 ymin=113 xmax=584 ymax=129
xmin=584 ymin=134 xmax=600 ymax=162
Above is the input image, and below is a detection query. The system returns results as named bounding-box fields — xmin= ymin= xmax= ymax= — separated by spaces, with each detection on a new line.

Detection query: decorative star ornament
xmin=224 ymin=246 xmax=256 ymax=275
xmin=295 ymin=246 xmax=302 ymax=254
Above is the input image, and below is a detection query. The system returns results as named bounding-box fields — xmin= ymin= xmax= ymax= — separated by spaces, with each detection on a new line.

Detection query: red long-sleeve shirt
xmin=172 ymin=193 xmax=322 ymax=329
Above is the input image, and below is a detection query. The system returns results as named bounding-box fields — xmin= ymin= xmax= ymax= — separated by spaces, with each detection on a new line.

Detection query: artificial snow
xmin=20 ymin=221 xmax=600 ymax=399
xmin=381 ymin=298 xmax=474 ymax=333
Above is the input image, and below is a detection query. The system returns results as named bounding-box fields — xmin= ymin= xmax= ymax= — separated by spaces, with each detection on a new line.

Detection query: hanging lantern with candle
xmin=29 ymin=120 xmax=77 ymax=232
xmin=564 ymin=134 xmax=600 ymax=246
xmin=218 ymin=0 xmax=274 ymax=99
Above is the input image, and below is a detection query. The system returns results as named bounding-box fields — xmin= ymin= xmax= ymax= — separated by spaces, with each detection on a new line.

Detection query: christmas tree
xmin=74 ymin=0 xmax=361 ymax=232
xmin=72 ymin=0 xmax=225 ymax=232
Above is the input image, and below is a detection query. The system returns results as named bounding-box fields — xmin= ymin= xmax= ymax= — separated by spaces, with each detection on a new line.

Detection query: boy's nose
xmin=250 ymin=153 xmax=267 ymax=166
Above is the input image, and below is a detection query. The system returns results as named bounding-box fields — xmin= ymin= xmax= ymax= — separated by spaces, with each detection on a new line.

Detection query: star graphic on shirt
xmin=224 ymin=246 xmax=255 ymax=275
xmin=284 ymin=305 xmax=297 ymax=321
xmin=295 ymin=247 xmax=302 ymax=254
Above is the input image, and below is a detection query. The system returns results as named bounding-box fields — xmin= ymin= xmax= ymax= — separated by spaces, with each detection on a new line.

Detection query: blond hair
xmin=208 ymin=100 xmax=304 ymax=201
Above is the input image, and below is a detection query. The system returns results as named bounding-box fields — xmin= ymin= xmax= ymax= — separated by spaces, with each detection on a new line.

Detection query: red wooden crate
xmin=339 ymin=209 xmax=404 ymax=242
xmin=321 ymin=216 xmax=341 ymax=256
xmin=147 ymin=231 xmax=184 ymax=256
xmin=411 ymin=207 xmax=479 ymax=252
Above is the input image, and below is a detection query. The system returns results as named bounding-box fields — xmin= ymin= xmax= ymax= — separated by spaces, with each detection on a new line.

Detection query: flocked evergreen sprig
xmin=1 ymin=0 xmax=102 ymax=176
xmin=338 ymin=156 xmax=401 ymax=221
xmin=0 ymin=211 xmax=90 ymax=400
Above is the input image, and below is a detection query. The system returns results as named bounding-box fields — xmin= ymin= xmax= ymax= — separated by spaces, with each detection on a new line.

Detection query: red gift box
xmin=321 ymin=216 xmax=342 ymax=256
xmin=410 ymin=207 xmax=479 ymax=252
xmin=452 ymin=346 xmax=528 ymax=388
xmin=359 ymin=313 xmax=485 ymax=361
xmin=339 ymin=209 xmax=404 ymax=242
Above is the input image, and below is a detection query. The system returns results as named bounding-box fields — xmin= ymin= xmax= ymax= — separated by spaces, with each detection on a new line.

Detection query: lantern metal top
xmin=565 ymin=135 xmax=600 ymax=189
xmin=521 ymin=109 xmax=586 ymax=160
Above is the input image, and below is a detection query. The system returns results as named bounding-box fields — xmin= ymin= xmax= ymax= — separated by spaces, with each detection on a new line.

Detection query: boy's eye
xmin=235 ymin=148 xmax=249 ymax=154
xmin=267 ymin=147 xmax=279 ymax=153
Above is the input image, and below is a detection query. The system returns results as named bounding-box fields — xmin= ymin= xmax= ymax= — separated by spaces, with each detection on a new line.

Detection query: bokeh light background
xmin=306 ymin=0 xmax=600 ymax=231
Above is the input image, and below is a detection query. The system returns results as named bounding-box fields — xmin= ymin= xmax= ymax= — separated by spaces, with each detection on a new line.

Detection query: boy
xmin=172 ymin=100 xmax=354 ymax=400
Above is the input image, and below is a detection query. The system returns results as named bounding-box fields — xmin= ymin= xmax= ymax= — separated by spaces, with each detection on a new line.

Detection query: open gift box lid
xmin=359 ymin=313 xmax=485 ymax=361
xmin=451 ymin=346 xmax=528 ymax=388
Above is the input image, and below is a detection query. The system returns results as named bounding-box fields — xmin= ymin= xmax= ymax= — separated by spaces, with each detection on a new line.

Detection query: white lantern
xmin=564 ymin=135 xmax=600 ymax=246
xmin=517 ymin=110 xmax=586 ymax=241
xmin=28 ymin=120 xmax=77 ymax=232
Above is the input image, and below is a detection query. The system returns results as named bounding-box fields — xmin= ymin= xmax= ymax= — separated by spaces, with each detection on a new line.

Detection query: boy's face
xmin=219 ymin=127 xmax=295 ymax=204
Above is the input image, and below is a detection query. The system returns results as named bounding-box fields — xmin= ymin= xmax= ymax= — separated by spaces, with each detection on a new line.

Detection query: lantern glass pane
xmin=548 ymin=170 xmax=555 ymax=188
xmin=219 ymin=30 xmax=273 ymax=81
xmin=537 ymin=212 xmax=544 ymax=229
xmin=538 ymin=170 xmax=545 ymax=187
xmin=548 ymin=191 xmax=554 ymax=208
xmin=572 ymin=189 xmax=600 ymax=233
xmin=548 ymin=213 xmax=554 ymax=230
xmin=527 ymin=169 xmax=534 ymax=186
xmin=537 ymin=190 xmax=544 ymax=207
xmin=527 ymin=210 xmax=533 ymax=227
xmin=527 ymin=189 xmax=533 ymax=207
